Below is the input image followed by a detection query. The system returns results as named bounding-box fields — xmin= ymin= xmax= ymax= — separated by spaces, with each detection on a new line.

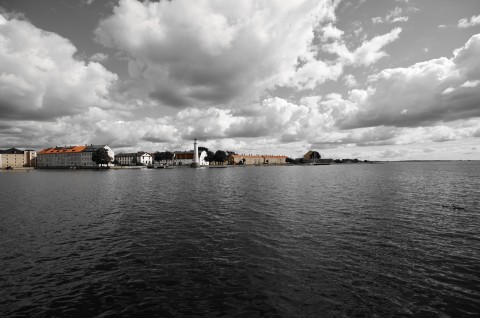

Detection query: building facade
xmin=173 ymin=151 xmax=209 ymax=166
xmin=228 ymin=154 xmax=288 ymax=165
xmin=0 ymin=148 xmax=36 ymax=169
xmin=115 ymin=152 xmax=153 ymax=166
xmin=36 ymin=145 xmax=114 ymax=168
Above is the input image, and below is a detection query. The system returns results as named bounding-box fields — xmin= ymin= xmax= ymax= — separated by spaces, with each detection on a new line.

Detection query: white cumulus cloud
xmin=336 ymin=34 xmax=480 ymax=129
xmin=323 ymin=27 xmax=402 ymax=67
xmin=0 ymin=16 xmax=117 ymax=120
xmin=94 ymin=0 xmax=338 ymax=108
xmin=458 ymin=14 xmax=480 ymax=28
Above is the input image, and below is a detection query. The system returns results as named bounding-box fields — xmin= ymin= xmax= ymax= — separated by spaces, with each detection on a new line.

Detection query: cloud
xmin=461 ymin=80 xmax=480 ymax=88
xmin=0 ymin=15 xmax=117 ymax=120
xmin=94 ymin=0 xmax=338 ymax=108
xmin=385 ymin=7 xmax=405 ymax=22
xmin=319 ymin=23 xmax=344 ymax=41
xmin=379 ymin=148 xmax=408 ymax=159
xmin=2 ymin=2 xmax=478 ymax=162
xmin=138 ymin=96 xmax=350 ymax=145
xmin=372 ymin=17 xmax=383 ymax=24
xmin=79 ymin=0 xmax=95 ymax=6
xmin=372 ymin=7 xmax=409 ymax=24
xmin=161 ymin=97 xmax=318 ymax=142
xmin=336 ymin=33 xmax=480 ymax=129
xmin=343 ymin=74 xmax=358 ymax=87
xmin=392 ymin=16 xmax=409 ymax=23
xmin=90 ymin=53 xmax=108 ymax=63
xmin=458 ymin=14 xmax=480 ymax=28
xmin=310 ymin=126 xmax=399 ymax=148
xmin=442 ymin=87 xmax=455 ymax=95
xmin=352 ymin=28 xmax=402 ymax=66
xmin=322 ymin=28 xmax=402 ymax=67
xmin=290 ymin=60 xmax=344 ymax=89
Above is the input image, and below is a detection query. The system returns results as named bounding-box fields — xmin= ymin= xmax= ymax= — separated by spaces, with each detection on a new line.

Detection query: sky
xmin=1 ymin=0 xmax=480 ymax=160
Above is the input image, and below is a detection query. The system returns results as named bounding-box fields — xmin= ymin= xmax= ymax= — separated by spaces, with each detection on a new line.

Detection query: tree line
xmin=153 ymin=147 xmax=237 ymax=164
xmin=91 ymin=147 xmax=238 ymax=166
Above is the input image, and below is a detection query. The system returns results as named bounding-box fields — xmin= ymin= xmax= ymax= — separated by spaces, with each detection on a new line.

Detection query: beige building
xmin=0 ymin=148 xmax=36 ymax=169
xmin=228 ymin=154 xmax=288 ymax=165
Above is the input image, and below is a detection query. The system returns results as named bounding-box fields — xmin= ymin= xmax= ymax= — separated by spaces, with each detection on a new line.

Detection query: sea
xmin=1 ymin=162 xmax=479 ymax=317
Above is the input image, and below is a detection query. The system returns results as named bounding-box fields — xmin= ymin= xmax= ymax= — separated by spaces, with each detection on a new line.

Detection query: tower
xmin=192 ymin=138 xmax=199 ymax=167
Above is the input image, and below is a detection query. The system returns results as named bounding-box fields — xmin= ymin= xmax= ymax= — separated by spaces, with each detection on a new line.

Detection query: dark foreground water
xmin=1 ymin=162 xmax=479 ymax=317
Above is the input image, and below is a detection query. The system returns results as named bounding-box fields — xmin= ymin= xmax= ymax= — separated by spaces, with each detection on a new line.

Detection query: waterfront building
xmin=228 ymin=154 xmax=288 ymax=165
xmin=173 ymin=150 xmax=209 ymax=166
xmin=155 ymin=155 xmax=174 ymax=166
xmin=0 ymin=148 xmax=36 ymax=169
xmin=115 ymin=152 xmax=153 ymax=166
xmin=170 ymin=139 xmax=209 ymax=166
xmin=36 ymin=145 xmax=114 ymax=168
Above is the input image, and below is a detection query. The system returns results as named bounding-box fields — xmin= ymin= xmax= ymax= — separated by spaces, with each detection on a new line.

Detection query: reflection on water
xmin=1 ymin=162 xmax=480 ymax=317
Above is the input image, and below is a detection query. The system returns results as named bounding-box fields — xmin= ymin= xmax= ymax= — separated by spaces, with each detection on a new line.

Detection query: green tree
xmin=309 ymin=151 xmax=321 ymax=160
xmin=213 ymin=150 xmax=227 ymax=164
xmin=205 ymin=151 xmax=215 ymax=162
xmin=286 ymin=157 xmax=297 ymax=164
xmin=198 ymin=147 xmax=214 ymax=163
xmin=153 ymin=151 xmax=162 ymax=162
xmin=154 ymin=151 xmax=174 ymax=161
xmin=92 ymin=147 xmax=112 ymax=167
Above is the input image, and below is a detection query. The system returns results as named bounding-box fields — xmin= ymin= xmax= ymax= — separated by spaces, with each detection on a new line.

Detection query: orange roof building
xmin=38 ymin=145 xmax=87 ymax=154
xmin=36 ymin=145 xmax=114 ymax=168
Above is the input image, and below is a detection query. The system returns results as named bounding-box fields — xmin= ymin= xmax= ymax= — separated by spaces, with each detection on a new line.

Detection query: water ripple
xmin=1 ymin=163 xmax=480 ymax=317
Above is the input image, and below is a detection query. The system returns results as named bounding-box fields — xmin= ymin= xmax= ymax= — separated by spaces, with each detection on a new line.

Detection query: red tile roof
xmin=38 ymin=146 xmax=87 ymax=154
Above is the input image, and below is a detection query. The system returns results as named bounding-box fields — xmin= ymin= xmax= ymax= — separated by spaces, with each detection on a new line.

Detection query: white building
xmin=115 ymin=152 xmax=153 ymax=166
xmin=173 ymin=150 xmax=209 ymax=166
xmin=172 ymin=139 xmax=209 ymax=166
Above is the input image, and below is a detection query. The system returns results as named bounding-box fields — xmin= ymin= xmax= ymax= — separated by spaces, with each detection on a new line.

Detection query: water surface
xmin=1 ymin=162 xmax=479 ymax=317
